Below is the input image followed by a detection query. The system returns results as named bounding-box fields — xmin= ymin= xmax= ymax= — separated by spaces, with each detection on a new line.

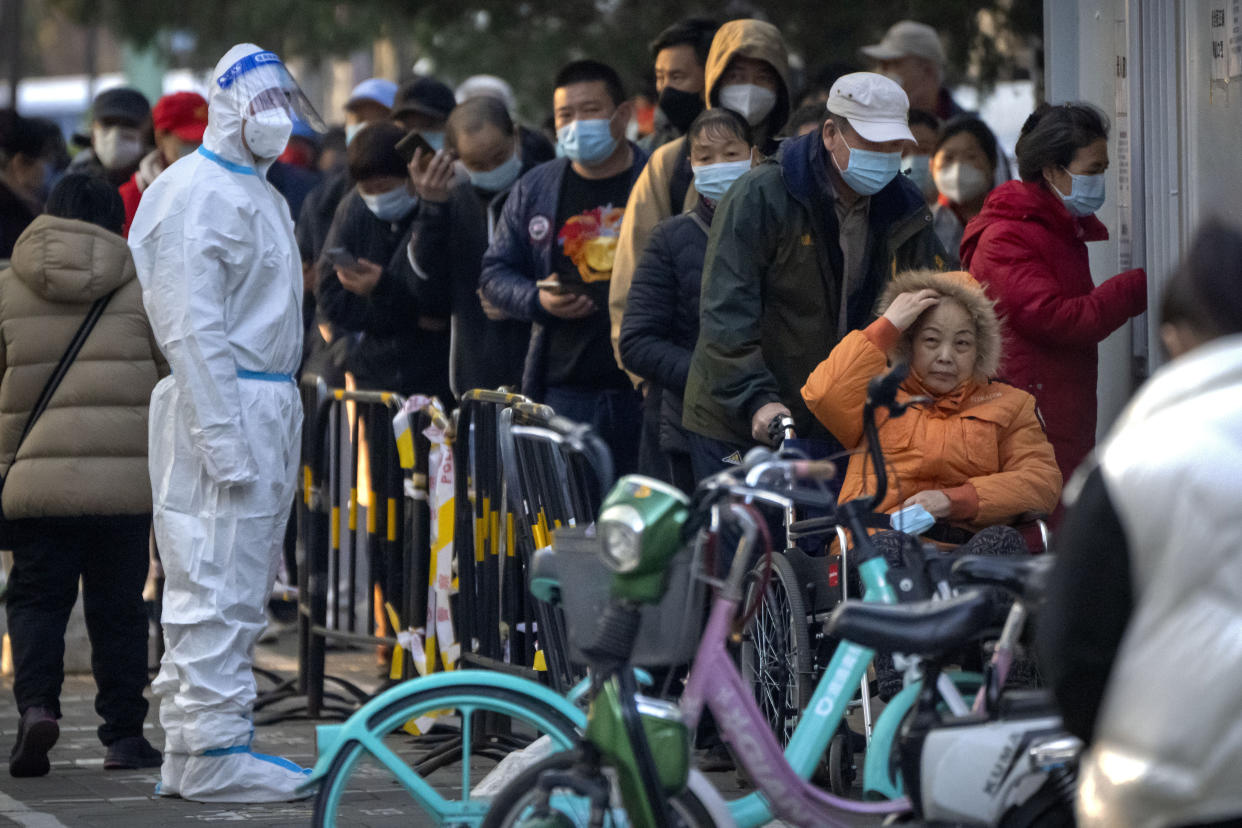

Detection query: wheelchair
xmin=738 ymin=417 xmax=1050 ymax=796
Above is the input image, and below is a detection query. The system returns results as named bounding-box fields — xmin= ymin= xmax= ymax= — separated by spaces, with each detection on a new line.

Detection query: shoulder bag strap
xmin=17 ymin=290 xmax=118 ymax=448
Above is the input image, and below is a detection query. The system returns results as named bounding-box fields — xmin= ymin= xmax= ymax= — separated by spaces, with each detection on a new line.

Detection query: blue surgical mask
xmin=836 ymin=136 xmax=902 ymax=196
xmin=361 ymin=185 xmax=418 ymax=222
xmin=1054 ymin=169 xmax=1106 ymax=216
xmin=468 ymin=151 xmax=523 ymax=193
xmin=345 ymin=122 xmax=366 ymax=146
xmin=692 ymin=159 xmax=752 ymax=203
xmin=556 ymin=118 xmax=618 ymax=165
xmin=422 ymin=130 xmax=446 ymax=152
xmin=901 ymin=154 xmax=937 ymax=201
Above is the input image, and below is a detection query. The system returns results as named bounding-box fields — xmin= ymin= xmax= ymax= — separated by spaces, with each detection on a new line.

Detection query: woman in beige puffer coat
xmin=0 ymin=173 xmax=166 ymax=777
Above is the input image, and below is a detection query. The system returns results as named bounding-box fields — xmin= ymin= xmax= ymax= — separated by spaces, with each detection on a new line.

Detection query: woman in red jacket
xmin=960 ymin=103 xmax=1145 ymax=484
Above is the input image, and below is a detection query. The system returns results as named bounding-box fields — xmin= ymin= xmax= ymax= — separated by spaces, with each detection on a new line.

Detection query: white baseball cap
xmin=860 ymin=21 xmax=946 ymax=65
xmin=826 ymin=72 xmax=915 ymax=144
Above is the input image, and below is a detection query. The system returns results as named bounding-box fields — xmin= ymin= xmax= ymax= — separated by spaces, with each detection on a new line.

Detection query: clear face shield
xmin=215 ymin=50 xmax=327 ymax=134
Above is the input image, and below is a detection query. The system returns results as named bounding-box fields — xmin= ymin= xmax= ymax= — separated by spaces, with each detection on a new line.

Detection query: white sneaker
xmin=179 ymin=748 xmax=313 ymax=803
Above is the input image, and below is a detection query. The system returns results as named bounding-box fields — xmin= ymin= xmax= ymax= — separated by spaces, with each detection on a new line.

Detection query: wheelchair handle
xmin=767 ymin=413 xmax=796 ymax=446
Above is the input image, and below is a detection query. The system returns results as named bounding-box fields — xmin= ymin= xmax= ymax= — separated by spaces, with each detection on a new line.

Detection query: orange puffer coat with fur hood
xmin=801 ymin=269 xmax=1061 ymax=532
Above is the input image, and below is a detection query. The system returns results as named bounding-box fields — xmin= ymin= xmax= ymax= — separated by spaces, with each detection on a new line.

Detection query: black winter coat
xmin=619 ymin=200 xmax=712 ymax=454
xmin=0 ymin=179 xmax=37 ymax=261
xmin=315 ymin=189 xmax=452 ymax=401
xmin=296 ymin=167 xmax=350 ymax=264
xmin=406 ymin=176 xmax=531 ymax=395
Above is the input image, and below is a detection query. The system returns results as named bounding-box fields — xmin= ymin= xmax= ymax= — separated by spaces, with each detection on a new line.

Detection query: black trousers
xmin=636 ymin=384 xmax=673 ymax=485
xmin=5 ymin=514 xmax=151 ymax=746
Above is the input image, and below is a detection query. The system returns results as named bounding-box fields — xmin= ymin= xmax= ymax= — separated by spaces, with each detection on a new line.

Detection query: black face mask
xmin=657 ymin=85 xmax=705 ymax=134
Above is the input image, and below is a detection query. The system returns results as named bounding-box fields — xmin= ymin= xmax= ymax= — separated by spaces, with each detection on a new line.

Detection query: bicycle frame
xmin=682 ymin=546 xmax=910 ymax=827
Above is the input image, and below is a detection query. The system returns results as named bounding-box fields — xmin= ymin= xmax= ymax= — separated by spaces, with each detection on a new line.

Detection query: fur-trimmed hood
xmin=877 ymin=268 xmax=1001 ymax=381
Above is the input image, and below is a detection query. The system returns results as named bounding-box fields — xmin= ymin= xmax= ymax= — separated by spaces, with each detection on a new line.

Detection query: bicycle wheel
xmin=480 ymin=746 xmax=719 ymax=828
xmin=740 ymin=550 xmax=813 ymax=746
xmin=311 ymin=675 xmax=583 ymax=828
xmin=825 ymin=724 xmax=858 ymax=796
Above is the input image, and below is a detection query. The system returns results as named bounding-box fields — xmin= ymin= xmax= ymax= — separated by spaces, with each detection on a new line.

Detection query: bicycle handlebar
xmin=867 ymin=361 xmax=908 ymax=409
xmin=684 ymin=363 xmax=915 ymax=565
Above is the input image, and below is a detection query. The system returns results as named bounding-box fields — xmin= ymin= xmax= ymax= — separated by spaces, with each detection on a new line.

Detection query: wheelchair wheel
xmin=740 ymin=550 xmax=813 ymax=745
xmin=311 ymin=676 xmax=582 ymax=827
xmin=825 ymin=724 xmax=858 ymax=795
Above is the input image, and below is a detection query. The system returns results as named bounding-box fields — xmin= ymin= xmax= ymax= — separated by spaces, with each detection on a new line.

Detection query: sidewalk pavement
xmin=0 ymin=622 xmax=443 ymax=827
xmin=0 ymin=622 xmax=823 ymax=828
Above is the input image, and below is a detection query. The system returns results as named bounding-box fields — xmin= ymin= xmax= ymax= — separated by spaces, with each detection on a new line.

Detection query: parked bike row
xmin=289 ymin=363 xmax=1078 ymax=828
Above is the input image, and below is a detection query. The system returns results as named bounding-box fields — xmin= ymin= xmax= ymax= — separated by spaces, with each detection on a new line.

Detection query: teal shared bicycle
xmin=305 ymin=367 xmax=983 ymax=826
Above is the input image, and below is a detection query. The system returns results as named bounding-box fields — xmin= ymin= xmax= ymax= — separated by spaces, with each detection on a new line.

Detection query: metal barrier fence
xmin=258 ymin=383 xmax=612 ymax=721
xmin=257 ymin=376 xmax=441 ymax=721
xmin=451 ymin=391 xmax=613 ymax=692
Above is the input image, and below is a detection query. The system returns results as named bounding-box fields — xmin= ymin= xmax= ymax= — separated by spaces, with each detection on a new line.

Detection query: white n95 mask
xmin=718 ymin=84 xmax=777 ymax=126
xmin=243 ymin=113 xmax=293 ymax=160
xmin=934 ymin=162 xmax=990 ymax=205
xmin=93 ymin=125 xmax=144 ymax=170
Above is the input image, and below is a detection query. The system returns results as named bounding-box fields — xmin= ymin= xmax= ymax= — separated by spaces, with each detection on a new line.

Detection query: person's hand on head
xmin=409 ymin=148 xmax=456 ymax=203
xmin=336 ymin=258 xmax=383 ymax=296
xmin=903 ymin=489 xmax=952 ymax=520
xmin=537 ymin=274 xmax=596 ymax=319
xmin=751 ymin=401 xmax=792 ymax=445
xmin=882 ymin=288 xmax=940 ymax=332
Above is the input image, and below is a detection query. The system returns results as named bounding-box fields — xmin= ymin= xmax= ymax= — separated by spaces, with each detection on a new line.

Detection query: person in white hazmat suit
xmin=127 ymin=43 xmax=326 ymax=803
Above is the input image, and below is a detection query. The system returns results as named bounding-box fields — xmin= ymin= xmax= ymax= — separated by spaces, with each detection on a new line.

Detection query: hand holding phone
xmin=536 ymin=275 xmax=595 ymax=319
xmin=407 ymin=145 xmax=456 ymax=204
xmin=395 ymin=130 xmax=435 ymax=166
xmin=326 ymin=247 xmax=358 ymax=270
xmin=535 ymin=277 xmax=570 ymax=295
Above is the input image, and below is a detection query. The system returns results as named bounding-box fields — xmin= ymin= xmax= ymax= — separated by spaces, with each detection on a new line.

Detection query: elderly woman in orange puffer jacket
xmin=802 ymin=269 xmax=1062 ymax=540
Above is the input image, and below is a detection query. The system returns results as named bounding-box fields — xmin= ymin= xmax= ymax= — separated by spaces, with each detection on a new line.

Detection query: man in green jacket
xmin=682 ymin=72 xmax=947 ymax=478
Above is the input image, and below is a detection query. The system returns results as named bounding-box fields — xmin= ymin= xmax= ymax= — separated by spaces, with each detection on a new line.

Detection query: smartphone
xmin=396 ymin=130 xmax=436 ymax=167
xmin=536 ymin=278 xmax=591 ymax=296
xmin=326 ymin=247 xmax=358 ymax=269
xmin=535 ymin=278 xmax=569 ymax=295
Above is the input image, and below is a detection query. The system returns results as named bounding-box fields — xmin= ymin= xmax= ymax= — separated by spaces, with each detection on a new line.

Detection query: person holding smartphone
xmin=405 ymin=96 xmax=535 ymax=395
xmin=479 ymin=60 xmax=648 ymax=474
xmin=314 ymin=121 xmax=451 ymax=401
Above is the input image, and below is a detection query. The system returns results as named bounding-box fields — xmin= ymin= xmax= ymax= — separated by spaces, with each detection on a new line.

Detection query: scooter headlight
xmin=599 ymin=504 xmax=644 ymax=572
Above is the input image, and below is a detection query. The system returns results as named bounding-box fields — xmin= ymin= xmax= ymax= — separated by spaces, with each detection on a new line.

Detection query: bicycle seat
xmin=825 ymin=591 xmax=994 ymax=656
xmin=951 ymin=555 xmax=1053 ymax=602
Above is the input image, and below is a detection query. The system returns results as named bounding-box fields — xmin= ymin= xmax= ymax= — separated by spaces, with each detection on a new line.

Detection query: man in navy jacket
xmin=480 ymin=60 xmax=648 ymax=473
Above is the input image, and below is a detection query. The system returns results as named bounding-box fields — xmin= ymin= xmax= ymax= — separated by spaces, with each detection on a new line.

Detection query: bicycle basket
xmin=549 ymin=525 xmax=705 ymax=668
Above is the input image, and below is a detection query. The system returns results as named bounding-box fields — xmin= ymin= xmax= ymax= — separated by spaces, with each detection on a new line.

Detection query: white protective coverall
xmin=128 ymin=43 xmax=310 ymax=802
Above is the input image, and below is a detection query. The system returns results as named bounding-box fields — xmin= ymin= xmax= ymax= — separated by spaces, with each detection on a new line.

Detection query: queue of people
xmin=0 ymin=12 xmax=1236 ymax=824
